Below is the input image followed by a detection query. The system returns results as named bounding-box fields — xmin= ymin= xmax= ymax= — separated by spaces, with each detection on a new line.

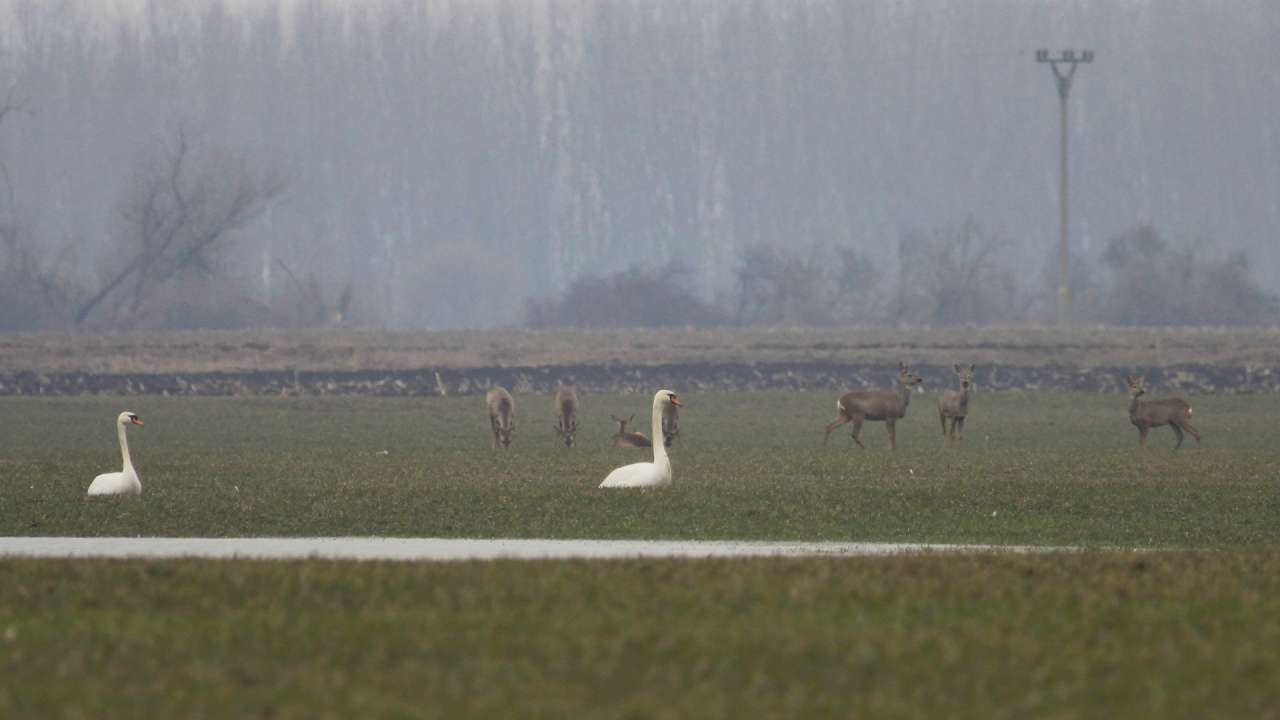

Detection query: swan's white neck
xmin=650 ymin=397 xmax=670 ymax=472
xmin=117 ymin=421 xmax=134 ymax=472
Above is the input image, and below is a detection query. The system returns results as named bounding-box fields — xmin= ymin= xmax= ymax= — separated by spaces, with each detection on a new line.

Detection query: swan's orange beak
xmin=131 ymin=417 xmax=144 ymax=425
xmin=669 ymin=395 xmax=681 ymax=407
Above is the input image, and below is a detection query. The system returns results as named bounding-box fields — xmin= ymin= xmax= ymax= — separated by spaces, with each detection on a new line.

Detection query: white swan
xmin=600 ymin=390 xmax=681 ymax=488
xmin=87 ymin=411 xmax=144 ymax=496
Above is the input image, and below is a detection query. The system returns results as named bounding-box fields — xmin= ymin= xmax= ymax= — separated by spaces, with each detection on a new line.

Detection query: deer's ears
xmin=899 ymin=362 xmax=908 ymax=372
xmin=969 ymin=364 xmax=976 ymax=373
xmin=953 ymin=364 xmax=963 ymax=373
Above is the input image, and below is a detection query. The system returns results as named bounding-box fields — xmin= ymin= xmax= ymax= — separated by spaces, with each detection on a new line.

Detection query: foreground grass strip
xmin=1 ymin=553 xmax=1278 ymax=718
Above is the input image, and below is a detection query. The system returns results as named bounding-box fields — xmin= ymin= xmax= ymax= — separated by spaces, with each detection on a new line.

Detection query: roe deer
xmin=553 ymin=384 xmax=579 ymax=448
xmin=611 ymin=414 xmax=653 ymax=448
xmin=486 ymin=387 xmax=515 ymax=449
xmin=938 ymin=364 xmax=976 ymax=446
xmin=661 ymin=401 xmax=680 ymax=448
xmin=823 ymin=362 xmax=924 ymax=450
xmin=1126 ymin=376 xmax=1200 ymax=449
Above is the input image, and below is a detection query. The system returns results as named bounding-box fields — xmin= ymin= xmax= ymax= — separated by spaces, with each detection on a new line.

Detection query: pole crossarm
xmin=1037 ymin=49 xmax=1093 ymax=99
xmin=1036 ymin=49 xmax=1095 ymax=64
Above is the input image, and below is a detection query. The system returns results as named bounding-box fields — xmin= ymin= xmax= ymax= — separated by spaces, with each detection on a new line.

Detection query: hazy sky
xmin=0 ymin=0 xmax=1276 ymax=328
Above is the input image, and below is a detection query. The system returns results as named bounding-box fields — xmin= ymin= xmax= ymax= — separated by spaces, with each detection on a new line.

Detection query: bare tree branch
xmin=75 ymin=124 xmax=286 ymax=327
xmin=0 ymin=84 xmax=28 ymax=247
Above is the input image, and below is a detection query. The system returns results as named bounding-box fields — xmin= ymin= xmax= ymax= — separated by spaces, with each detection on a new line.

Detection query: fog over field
xmin=0 ymin=0 xmax=1276 ymax=329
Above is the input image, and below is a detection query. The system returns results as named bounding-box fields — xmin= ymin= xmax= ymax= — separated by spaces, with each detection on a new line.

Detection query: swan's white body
xmin=600 ymin=390 xmax=681 ymax=489
xmin=88 ymin=411 xmax=143 ymax=496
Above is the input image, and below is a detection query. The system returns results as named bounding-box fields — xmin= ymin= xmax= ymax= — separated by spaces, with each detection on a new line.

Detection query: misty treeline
xmin=528 ymin=220 xmax=1278 ymax=328
xmin=0 ymin=1 xmax=1277 ymax=331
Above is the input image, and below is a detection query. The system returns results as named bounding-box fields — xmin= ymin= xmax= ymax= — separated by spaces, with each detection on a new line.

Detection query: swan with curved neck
xmin=600 ymin=390 xmax=681 ymax=488
xmin=87 ymin=411 xmax=144 ymax=496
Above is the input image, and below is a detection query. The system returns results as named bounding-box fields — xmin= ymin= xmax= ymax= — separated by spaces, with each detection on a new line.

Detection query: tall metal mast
xmin=1036 ymin=48 xmax=1094 ymax=324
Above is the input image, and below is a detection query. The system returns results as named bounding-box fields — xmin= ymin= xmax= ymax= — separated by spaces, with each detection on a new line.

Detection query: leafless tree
xmin=734 ymin=245 xmax=829 ymax=325
xmin=1093 ymin=225 xmax=1276 ymax=326
xmin=525 ymin=262 xmax=725 ymax=328
xmin=75 ymin=125 xmax=285 ymax=327
xmin=0 ymin=84 xmax=30 ymax=251
xmin=0 ymin=84 xmax=85 ymax=330
xmin=0 ymin=234 xmax=82 ymax=330
xmin=896 ymin=217 xmax=1018 ymax=325
xmin=273 ymin=259 xmax=355 ymax=328
xmin=734 ymin=245 xmax=879 ymax=326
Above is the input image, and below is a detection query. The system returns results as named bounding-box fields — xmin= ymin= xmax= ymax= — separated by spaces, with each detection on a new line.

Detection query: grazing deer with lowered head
xmin=661 ymin=401 xmax=680 ymax=448
xmin=1126 ymin=376 xmax=1200 ymax=449
xmin=553 ymin=384 xmax=579 ymax=448
xmin=938 ymin=364 xmax=976 ymax=446
xmin=486 ymin=387 xmax=515 ymax=449
xmin=611 ymin=414 xmax=653 ymax=448
xmin=823 ymin=363 xmax=924 ymax=450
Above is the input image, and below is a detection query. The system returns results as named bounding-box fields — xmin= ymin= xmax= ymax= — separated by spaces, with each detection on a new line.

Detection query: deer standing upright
xmin=1126 ymin=376 xmax=1200 ymax=449
xmin=610 ymin=414 xmax=653 ymax=448
xmin=553 ymin=384 xmax=579 ymax=448
xmin=823 ymin=363 xmax=924 ymax=450
xmin=938 ymin=364 xmax=976 ymax=446
xmin=486 ymin=387 xmax=515 ymax=449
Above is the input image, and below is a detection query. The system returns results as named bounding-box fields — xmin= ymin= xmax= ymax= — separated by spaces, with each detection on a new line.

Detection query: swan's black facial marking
xmin=667 ymin=393 xmax=681 ymax=407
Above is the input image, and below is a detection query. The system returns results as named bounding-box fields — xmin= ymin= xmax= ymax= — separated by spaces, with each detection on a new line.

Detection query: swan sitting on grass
xmin=600 ymin=390 xmax=681 ymax=489
xmin=87 ymin=411 xmax=144 ymax=496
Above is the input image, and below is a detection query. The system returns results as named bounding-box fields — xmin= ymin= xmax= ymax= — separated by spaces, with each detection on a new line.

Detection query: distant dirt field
xmin=2 ymin=326 xmax=1278 ymax=395
xmin=4 ymin=326 xmax=1279 ymax=372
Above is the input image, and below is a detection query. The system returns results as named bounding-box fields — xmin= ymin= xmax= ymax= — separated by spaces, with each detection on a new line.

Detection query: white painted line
xmin=0 ymin=537 xmax=1082 ymax=561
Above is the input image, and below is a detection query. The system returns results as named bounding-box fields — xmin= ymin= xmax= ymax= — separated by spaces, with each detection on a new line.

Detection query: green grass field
xmin=2 ymin=554 xmax=1279 ymax=718
xmin=3 ymin=392 xmax=1279 ymax=718
xmin=1 ymin=392 xmax=1277 ymax=546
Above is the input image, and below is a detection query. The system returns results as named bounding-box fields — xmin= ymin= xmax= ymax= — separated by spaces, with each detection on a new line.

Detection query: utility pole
xmin=1036 ymin=48 xmax=1093 ymax=324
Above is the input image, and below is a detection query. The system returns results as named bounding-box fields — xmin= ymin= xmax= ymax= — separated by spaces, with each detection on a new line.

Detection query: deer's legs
xmin=1181 ymin=421 xmax=1202 ymax=446
xmin=1170 ymin=423 xmax=1185 ymax=450
xmin=823 ymin=415 xmax=850 ymax=446
xmin=942 ymin=416 xmax=960 ymax=447
xmin=940 ymin=412 xmax=949 ymax=442
xmin=1138 ymin=426 xmax=1149 ymax=448
xmin=849 ymin=418 xmax=866 ymax=449
xmin=886 ymin=419 xmax=897 ymax=451
xmin=955 ymin=417 xmax=965 ymax=443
